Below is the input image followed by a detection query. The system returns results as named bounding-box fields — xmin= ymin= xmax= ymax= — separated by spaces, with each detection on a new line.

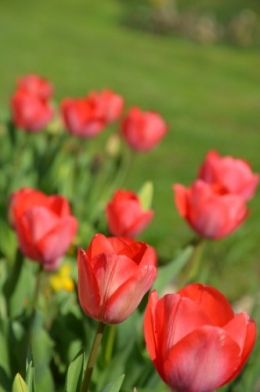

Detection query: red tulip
xmin=121 ymin=107 xmax=167 ymax=152
xmin=77 ymin=234 xmax=157 ymax=324
xmin=89 ymin=89 xmax=124 ymax=123
xmin=106 ymin=190 xmax=154 ymax=238
xmin=144 ymin=284 xmax=256 ymax=392
xmin=10 ymin=90 xmax=54 ymax=132
xmin=198 ymin=150 xmax=259 ymax=201
xmin=16 ymin=74 xmax=53 ymax=100
xmin=173 ymin=180 xmax=248 ymax=239
xmin=9 ymin=188 xmax=47 ymax=228
xmin=10 ymin=188 xmax=78 ymax=270
xmin=61 ymin=95 xmax=107 ymax=138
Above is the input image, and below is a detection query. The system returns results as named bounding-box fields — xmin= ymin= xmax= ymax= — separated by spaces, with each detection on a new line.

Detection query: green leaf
xmin=65 ymin=348 xmax=85 ymax=392
xmin=30 ymin=310 xmax=55 ymax=392
xmin=95 ymin=335 xmax=133 ymax=390
xmin=25 ymin=348 xmax=35 ymax=392
xmin=0 ymin=318 xmax=26 ymax=391
xmin=138 ymin=181 xmax=153 ymax=210
xmin=12 ymin=374 xmax=29 ymax=392
xmin=4 ymin=249 xmax=35 ymax=319
xmin=153 ymin=246 xmax=193 ymax=295
xmin=0 ymin=219 xmax=17 ymax=261
xmin=101 ymin=374 xmax=125 ymax=392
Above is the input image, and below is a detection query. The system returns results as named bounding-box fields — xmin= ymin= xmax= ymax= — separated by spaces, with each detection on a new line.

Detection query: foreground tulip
xmin=198 ymin=150 xmax=259 ymax=201
xmin=121 ymin=107 xmax=167 ymax=152
xmin=61 ymin=94 xmax=107 ymax=138
xmin=10 ymin=188 xmax=78 ymax=270
xmin=77 ymin=234 xmax=157 ymax=324
xmin=106 ymin=190 xmax=154 ymax=238
xmin=16 ymin=73 xmax=53 ymax=100
xmin=173 ymin=180 xmax=248 ymax=239
xmin=10 ymin=90 xmax=54 ymax=132
xmin=144 ymin=284 xmax=256 ymax=392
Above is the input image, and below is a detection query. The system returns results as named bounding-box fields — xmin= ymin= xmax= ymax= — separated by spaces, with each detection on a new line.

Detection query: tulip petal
xmin=198 ymin=150 xmax=220 ymax=182
xmin=117 ymin=241 xmax=154 ymax=266
xmin=15 ymin=207 xmax=59 ymax=262
xmin=173 ymin=184 xmax=188 ymax=217
xmin=77 ymin=249 xmax=101 ymax=320
xmin=22 ymin=207 xmax=59 ymax=242
xmin=144 ymin=290 xmax=160 ymax=362
xmin=10 ymin=188 xmax=48 ymax=224
xmin=36 ymin=216 xmax=77 ymax=269
xmin=103 ymin=264 xmax=157 ymax=324
xmin=178 ymin=284 xmax=234 ymax=327
xmin=48 ymin=196 xmax=72 ymax=217
xmin=15 ymin=214 xmax=42 ymax=262
xmin=153 ymin=294 xmax=211 ymax=364
xmin=126 ymin=210 xmax=154 ymax=238
xmin=223 ymin=313 xmax=257 ymax=384
xmin=164 ymin=326 xmax=241 ymax=392
xmin=87 ymin=233 xmax=116 ymax=259
xmin=92 ymin=254 xmax=140 ymax=300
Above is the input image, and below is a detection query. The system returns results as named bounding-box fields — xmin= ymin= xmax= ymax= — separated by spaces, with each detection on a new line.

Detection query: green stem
xmin=179 ymin=238 xmax=205 ymax=288
xmin=22 ymin=264 xmax=44 ymax=376
xmin=104 ymin=325 xmax=116 ymax=364
xmin=187 ymin=238 xmax=205 ymax=282
xmin=32 ymin=264 xmax=44 ymax=311
xmin=81 ymin=321 xmax=106 ymax=392
xmin=119 ymin=148 xmax=136 ymax=187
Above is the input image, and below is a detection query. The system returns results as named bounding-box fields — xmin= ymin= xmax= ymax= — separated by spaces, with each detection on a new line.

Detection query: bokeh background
xmin=1 ymin=0 xmax=260 ymax=301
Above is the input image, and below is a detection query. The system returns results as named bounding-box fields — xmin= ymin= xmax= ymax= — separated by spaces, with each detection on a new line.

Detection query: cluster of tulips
xmin=0 ymin=73 xmax=259 ymax=392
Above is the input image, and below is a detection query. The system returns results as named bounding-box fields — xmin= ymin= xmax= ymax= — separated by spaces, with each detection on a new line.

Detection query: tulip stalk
xmin=81 ymin=321 xmax=106 ymax=392
xmin=186 ymin=237 xmax=205 ymax=282
xmin=32 ymin=264 xmax=44 ymax=311
xmin=104 ymin=325 xmax=116 ymax=364
xmin=179 ymin=238 xmax=205 ymax=287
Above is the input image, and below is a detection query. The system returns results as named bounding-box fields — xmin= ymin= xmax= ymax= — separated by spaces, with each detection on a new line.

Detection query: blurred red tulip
xmin=198 ymin=150 xmax=259 ymax=201
xmin=173 ymin=180 xmax=248 ymax=239
xmin=77 ymin=233 xmax=157 ymax=324
xmin=144 ymin=284 xmax=256 ymax=392
xmin=16 ymin=73 xmax=53 ymax=100
xmin=10 ymin=188 xmax=78 ymax=270
xmin=89 ymin=89 xmax=124 ymax=123
xmin=106 ymin=190 xmax=153 ymax=238
xmin=121 ymin=107 xmax=167 ymax=152
xmin=61 ymin=95 xmax=106 ymax=138
xmin=9 ymin=188 xmax=47 ymax=228
xmin=10 ymin=90 xmax=54 ymax=132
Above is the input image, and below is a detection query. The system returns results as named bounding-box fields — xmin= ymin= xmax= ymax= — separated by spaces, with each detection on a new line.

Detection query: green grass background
xmin=0 ymin=0 xmax=259 ymax=300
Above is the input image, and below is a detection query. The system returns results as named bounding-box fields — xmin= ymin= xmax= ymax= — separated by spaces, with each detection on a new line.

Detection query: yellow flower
xmin=50 ymin=264 xmax=75 ymax=292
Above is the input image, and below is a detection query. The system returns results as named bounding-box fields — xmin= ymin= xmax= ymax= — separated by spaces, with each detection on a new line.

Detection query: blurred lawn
xmin=0 ymin=0 xmax=259 ymax=300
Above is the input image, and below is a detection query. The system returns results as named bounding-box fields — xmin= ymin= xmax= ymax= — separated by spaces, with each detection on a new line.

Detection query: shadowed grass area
xmin=1 ymin=0 xmax=260 ymax=299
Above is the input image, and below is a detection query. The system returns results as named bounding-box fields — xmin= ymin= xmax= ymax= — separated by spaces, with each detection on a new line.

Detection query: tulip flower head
xmin=173 ymin=180 xmax=248 ymax=239
xmin=11 ymin=90 xmax=54 ymax=132
xmin=77 ymin=234 xmax=157 ymax=324
xmin=61 ymin=97 xmax=105 ymax=138
xmin=198 ymin=150 xmax=259 ymax=201
xmin=144 ymin=284 xmax=256 ymax=392
xmin=121 ymin=107 xmax=167 ymax=152
xmin=16 ymin=73 xmax=53 ymax=100
xmin=10 ymin=74 xmax=54 ymax=132
xmin=10 ymin=188 xmax=78 ymax=270
xmin=106 ymin=189 xmax=154 ymax=238
xmin=89 ymin=89 xmax=124 ymax=124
